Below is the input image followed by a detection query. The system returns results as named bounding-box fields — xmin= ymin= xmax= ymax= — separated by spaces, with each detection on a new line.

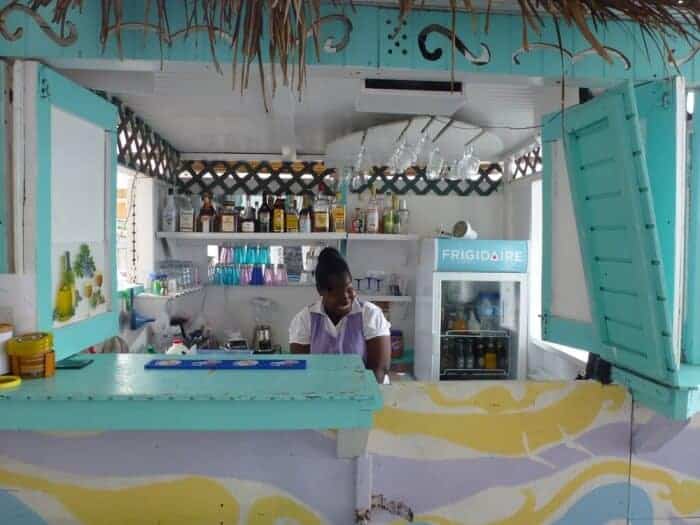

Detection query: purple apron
xmin=309 ymin=303 xmax=366 ymax=360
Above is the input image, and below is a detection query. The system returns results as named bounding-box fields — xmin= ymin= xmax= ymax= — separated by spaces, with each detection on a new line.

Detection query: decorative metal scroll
xmin=350 ymin=164 xmax=503 ymax=196
xmin=418 ymin=24 xmax=491 ymax=66
xmin=100 ymin=94 xmax=181 ymax=182
xmin=0 ymin=1 xmax=77 ymax=46
xmin=512 ymin=42 xmax=631 ymax=70
xmin=176 ymin=161 xmax=337 ymax=196
xmin=512 ymin=146 xmax=542 ymax=180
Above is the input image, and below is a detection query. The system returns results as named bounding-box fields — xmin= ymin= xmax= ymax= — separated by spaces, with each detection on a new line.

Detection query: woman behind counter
xmin=289 ymin=247 xmax=391 ymax=382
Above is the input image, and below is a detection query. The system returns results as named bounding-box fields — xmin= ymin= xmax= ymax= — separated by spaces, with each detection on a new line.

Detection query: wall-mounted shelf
xmin=156 ymin=232 xmax=346 ymax=242
xmin=360 ymin=295 xmax=413 ymax=303
xmin=136 ymin=286 xmax=204 ymax=300
xmin=156 ymin=232 xmax=420 ymax=242
xmin=347 ymin=233 xmax=419 ymax=241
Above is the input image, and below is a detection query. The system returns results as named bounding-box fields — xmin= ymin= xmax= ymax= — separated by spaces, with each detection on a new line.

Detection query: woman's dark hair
xmin=315 ymin=247 xmax=351 ymax=292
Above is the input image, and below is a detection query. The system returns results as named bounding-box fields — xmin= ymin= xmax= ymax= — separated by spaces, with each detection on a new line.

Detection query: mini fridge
xmin=414 ymin=239 xmax=529 ymax=381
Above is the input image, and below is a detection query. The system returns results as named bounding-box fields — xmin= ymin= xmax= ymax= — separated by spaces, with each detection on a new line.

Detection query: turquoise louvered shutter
xmin=561 ymin=82 xmax=677 ymax=384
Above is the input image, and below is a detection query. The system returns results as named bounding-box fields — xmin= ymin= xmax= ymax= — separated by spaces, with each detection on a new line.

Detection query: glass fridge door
xmin=439 ymin=278 xmax=521 ymax=380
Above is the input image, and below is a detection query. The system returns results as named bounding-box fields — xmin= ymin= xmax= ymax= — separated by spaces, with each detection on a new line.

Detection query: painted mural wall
xmin=1 ymin=381 xmax=699 ymax=524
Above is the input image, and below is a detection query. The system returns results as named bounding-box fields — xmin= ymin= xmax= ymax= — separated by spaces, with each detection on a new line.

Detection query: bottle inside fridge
xmin=438 ymin=279 xmax=520 ymax=380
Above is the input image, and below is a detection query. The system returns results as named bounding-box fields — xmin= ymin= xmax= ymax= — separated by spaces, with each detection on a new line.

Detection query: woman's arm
xmin=290 ymin=343 xmax=310 ymax=354
xmin=365 ymin=335 xmax=391 ymax=383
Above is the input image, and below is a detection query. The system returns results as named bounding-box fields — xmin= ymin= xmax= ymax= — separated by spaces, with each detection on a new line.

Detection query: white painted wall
xmin=133 ymin=190 xmax=506 ymax=351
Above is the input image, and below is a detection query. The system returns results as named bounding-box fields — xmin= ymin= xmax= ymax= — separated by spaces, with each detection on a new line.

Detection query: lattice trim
xmin=177 ymin=161 xmax=337 ymax=196
xmin=512 ymin=146 xmax=542 ymax=180
xmin=97 ymin=92 xmax=181 ymax=182
xmin=177 ymin=161 xmax=502 ymax=196
xmin=350 ymin=164 xmax=502 ymax=196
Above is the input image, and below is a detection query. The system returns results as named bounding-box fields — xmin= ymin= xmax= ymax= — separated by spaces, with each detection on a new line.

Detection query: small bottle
xmin=241 ymin=197 xmax=256 ymax=233
xmin=465 ymin=340 xmax=475 ymax=369
xmin=197 ymin=191 xmax=217 ymax=233
xmin=299 ymin=195 xmax=313 ymax=233
xmin=382 ymin=192 xmax=394 ymax=234
xmin=497 ymin=339 xmax=508 ymax=370
xmin=365 ymin=187 xmax=379 ymax=234
xmin=313 ymin=186 xmax=330 ymax=233
xmin=219 ymin=197 xmax=237 ymax=233
xmin=476 ymin=341 xmax=486 ymax=368
xmin=456 ymin=338 xmax=465 ymax=369
xmin=396 ymin=199 xmax=410 ymax=234
xmin=332 ymin=192 xmax=346 ymax=233
xmin=485 ymin=340 xmax=498 ymax=369
xmin=272 ymin=195 xmax=286 ymax=233
xmin=286 ymin=199 xmax=300 ymax=232
xmin=351 ymin=208 xmax=364 ymax=233
xmin=178 ymin=192 xmax=195 ymax=233
xmin=258 ymin=192 xmax=272 ymax=233
xmin=162 ymin=188 xmax=177 ymax=232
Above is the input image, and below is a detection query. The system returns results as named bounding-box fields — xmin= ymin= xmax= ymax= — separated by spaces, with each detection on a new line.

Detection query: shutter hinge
xmin=39 ymin=78 xmax=50 ymax=99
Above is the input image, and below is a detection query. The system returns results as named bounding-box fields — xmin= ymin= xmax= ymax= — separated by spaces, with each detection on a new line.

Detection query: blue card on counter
xmin=144 ymin=358 xmax=307 ymax=370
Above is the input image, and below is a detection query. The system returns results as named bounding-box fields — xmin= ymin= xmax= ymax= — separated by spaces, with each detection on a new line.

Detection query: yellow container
xmin=6 ymin=333 xmax=55 ymax=379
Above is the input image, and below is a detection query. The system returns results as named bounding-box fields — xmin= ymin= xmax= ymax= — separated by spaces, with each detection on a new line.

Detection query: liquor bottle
xmin=162 ymin=188 xmax=177 ymax=232
xmin=313 ymin=185 xmax=330 ymax=233
xmin=332 ymin=192 xmax=346 ymax=233
xmin=396 ymin=199 xmax=410 ymax=234
xmin=392 ymin=194 xmax=400 ymax=234
xmin=240 ymin=197 xmax=256 ymax=233
xmin=178 ymin=192 xmax=195 ymax=233
xmin=377 ymin=190 xmax=385 ymax=233
xmin=55 ymin=251 xmax=75 ymax=321
xmin=272 ymin=195 xmax=286 ymax=233
xmin=219 ymin=197 xmax=237 ymax=233
xmin=365 ymin=186 xmax=379 ymax=234
xmin=197 ymin=191 xmax=217 ymax=233
xmin=382 ymin=191 xmax=394 ymax=234
xmin=258 ymin=192 xmax=272 ymax=233
xmin=286 ymin=199 xmax=300 ymax=232
xmin=299 ymin=195 xmax=313 ymax=233
xmin=351 ymin=208 xmax=364 ymax=233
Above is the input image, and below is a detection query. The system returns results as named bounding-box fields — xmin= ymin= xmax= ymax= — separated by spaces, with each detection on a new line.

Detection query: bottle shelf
xmin=156 ymin=232 xmax=346 ymax=242
xmin=347 ymin=233 xmax=419 ymax=241
xmin=360 ymin=295 xmax=413 ymax=303
xmin=136 ymin=286 xmax=205 ymax=300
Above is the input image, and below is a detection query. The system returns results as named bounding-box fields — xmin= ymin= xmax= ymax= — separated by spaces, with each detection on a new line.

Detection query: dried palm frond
xmin=31 ymin=0 xmax=700 ymax=101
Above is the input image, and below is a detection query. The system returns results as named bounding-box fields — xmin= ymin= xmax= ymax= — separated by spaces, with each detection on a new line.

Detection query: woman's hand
xmin=365 ymin=335 xmax=391 ymax=383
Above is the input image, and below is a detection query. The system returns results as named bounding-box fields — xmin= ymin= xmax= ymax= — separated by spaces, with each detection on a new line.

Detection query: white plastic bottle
xmin=162 ymin=188 xmax=178 ymax=232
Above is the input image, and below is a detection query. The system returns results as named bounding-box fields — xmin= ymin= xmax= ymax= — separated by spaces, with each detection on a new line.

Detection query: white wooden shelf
xmin=156 ymin=232 xmax=419 ymax=242
xmin=156 ymin=232 xmax=346 ymax=242
xmin=135 ymin=286 xmax=204 ymax=300
xmin=360 ymin=295 xmax=413 ymax=303
xmin=347 ymin=233 xmax=419 ymax=241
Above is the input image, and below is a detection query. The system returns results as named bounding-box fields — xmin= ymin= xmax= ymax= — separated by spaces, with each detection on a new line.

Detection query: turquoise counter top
xmin=0 ymin=355 xmax=382 ymax=440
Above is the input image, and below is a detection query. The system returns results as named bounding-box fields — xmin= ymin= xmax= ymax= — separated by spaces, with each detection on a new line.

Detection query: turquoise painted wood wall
xmin=0 ymin=63 xmax=6 ymax=274
xmin=0 ymin=2 xmax=697 ymax=82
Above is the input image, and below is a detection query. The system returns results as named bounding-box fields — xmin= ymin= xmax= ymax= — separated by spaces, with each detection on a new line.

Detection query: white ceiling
xmin=61 ymin=65 xmax=563 ymax=162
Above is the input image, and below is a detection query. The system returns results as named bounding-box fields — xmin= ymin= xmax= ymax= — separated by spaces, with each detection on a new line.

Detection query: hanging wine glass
xmin=466 ymin=146 xmax=482 ymax=181
xmin=414 ymin=132 xmax=431 ymax=168
xmin=445 ymin=159 xmax=461 ymax=180
xmin=398 ymin=142 xmax=415 ymax=173
xmin=426 ymin=145 xmax=444 ymax=181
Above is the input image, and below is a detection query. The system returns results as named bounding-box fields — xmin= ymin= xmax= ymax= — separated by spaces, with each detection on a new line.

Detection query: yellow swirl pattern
xmin=422 ymin=382 xmax=567 ymax=413
xmin=390 ymin=460 xmax=700 ymax=525
xmin=0 ymin=467 xmax=324 ymax=524
xmin=375 ymin=382 xmax=625 ymax=455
